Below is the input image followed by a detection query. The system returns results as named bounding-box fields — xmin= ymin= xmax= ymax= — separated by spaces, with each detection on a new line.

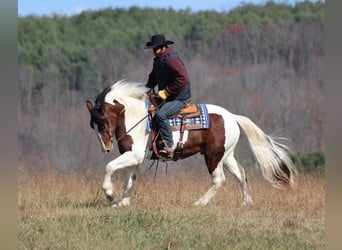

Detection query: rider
xmin=145 ymin=34 xmax=191 ymax=159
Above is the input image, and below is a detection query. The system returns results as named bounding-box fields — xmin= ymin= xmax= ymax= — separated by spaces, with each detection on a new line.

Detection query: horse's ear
xmin=86 ymin=100 xmax=95 ymax=129
xmin=86 ymin=100 xmax=93 ymax=113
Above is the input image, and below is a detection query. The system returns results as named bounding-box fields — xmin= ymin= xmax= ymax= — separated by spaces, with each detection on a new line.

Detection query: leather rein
xmin=115 ymin=95 xmax=165 ymax=142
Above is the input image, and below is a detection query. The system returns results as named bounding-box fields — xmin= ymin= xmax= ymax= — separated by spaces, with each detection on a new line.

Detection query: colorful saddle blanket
xmin=146 ymin=102 xmax=210 ymax=132
xmin=168 ymin=104 xmax=210 ymax=131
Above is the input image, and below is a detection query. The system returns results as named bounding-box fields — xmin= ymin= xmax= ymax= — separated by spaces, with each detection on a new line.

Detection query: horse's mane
xmin=104 ymin=80 xmax=149 ymax=104
xmin=95 ymin=86 xmax=111 ymax=107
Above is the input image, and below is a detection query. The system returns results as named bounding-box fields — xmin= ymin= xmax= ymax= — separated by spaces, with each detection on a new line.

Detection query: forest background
xmin=18 ymin=1 xmax=324 ymax=174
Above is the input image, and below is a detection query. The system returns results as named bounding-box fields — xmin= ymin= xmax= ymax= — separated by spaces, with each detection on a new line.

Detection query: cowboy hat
xmin=144 ymin=34 xmax=174 ymax=49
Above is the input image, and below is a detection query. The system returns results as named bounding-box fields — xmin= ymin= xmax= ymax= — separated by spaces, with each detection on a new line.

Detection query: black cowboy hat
xmin=144 ymin=34 xmax=174 ymax=49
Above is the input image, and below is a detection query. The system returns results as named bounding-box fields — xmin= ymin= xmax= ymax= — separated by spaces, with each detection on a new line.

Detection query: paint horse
xmin=86 ymin=80 xmax=297 ymax=207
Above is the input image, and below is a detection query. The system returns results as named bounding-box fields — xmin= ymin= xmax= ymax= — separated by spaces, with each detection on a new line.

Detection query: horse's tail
xmin=234 ymin=114 xmax=297 ymax=188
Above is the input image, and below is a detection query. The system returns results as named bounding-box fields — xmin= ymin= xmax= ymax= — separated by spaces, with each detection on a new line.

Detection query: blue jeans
xmin=155 ymin=99 xmax=189 ymax=147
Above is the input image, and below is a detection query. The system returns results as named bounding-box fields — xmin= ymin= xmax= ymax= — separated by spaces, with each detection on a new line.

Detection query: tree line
xmin=18 ymin=1 xmax=324 ymax=173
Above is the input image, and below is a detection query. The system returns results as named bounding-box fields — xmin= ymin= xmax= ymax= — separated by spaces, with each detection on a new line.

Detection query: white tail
xmin=234 ymin=115 xmax=297 ymax=188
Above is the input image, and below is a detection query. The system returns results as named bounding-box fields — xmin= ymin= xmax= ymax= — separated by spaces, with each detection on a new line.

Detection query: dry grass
xmin=18 ymin=167 xmax=325 ymax=249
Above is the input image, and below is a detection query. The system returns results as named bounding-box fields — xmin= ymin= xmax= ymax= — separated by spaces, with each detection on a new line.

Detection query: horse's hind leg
xmin=223 ymin=154 xmax=253 ymax=205
xmin=194 ymin=162 xmax=226 ymax=206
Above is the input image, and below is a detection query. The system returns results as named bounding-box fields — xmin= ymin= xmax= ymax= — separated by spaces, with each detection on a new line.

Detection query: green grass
xmin=19 ymin=208 xmax=322 ymax=249
xmin=18 ymin=171 xmax=325 ymax=249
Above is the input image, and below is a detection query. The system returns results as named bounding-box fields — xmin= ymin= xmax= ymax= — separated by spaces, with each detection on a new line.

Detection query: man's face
xmin=153 ymin=46 xmax=165 ymax=57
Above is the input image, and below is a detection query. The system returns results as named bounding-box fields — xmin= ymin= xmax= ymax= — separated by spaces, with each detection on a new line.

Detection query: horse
xmin=86 ymin=80 xmax=297 ymax=207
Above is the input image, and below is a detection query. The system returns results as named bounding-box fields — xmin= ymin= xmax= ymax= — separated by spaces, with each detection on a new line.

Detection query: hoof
xmin=112 ymin=198 xmax=130 ymax=208
xmin=242 ymin=199 xmax=253 ymax=206
xmin=103 ymin=189 xmax=114 ymax=202
xmin=194 ymin=199 xmax=207 ymax=207
xmin=106 ymin=195 xmax=114 ymax=202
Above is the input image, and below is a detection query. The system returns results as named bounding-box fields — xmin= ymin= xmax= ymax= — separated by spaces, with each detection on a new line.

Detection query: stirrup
xmin=159 ymin=147 xmax=173 ymax=159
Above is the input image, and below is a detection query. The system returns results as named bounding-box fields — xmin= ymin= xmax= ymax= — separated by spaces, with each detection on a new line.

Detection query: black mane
xmin=95 ymin=86 xmax=112 ymax=108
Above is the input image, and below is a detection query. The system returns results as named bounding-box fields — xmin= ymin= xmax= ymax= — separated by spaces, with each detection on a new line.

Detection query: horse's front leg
xmin=113 ymin=168 xmax=137 ymax=207
xmin=102 ymin=151 xmax=138 ymax=203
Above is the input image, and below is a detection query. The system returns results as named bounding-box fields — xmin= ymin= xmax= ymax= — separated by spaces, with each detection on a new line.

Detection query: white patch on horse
xmin=102 ymin=151 xmax=139 ymax=202
xmin=93 ymin=123 xmax=109 ymax=153
xmin=172 ymin=130 xmax=189 ymax=150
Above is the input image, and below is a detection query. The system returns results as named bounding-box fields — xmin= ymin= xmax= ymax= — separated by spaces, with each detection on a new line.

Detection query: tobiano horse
xmin=86 ymin=80 xmax=297 ymax=207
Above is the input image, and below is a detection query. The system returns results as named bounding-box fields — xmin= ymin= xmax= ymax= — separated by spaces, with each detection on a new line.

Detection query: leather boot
xmin=159 ymin=146 xmax=173 ymax=159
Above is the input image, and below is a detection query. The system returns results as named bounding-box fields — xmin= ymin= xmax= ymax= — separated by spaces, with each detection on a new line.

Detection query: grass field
xmin=18 ymin=167 xmax=325 ymax=249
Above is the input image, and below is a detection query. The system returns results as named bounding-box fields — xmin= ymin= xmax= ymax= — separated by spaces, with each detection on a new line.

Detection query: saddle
xmin=170 ymin=103 xmax=200 ymax=118
xmin=148 ymin=93 xmax=199 ymax=119
xmin=147 ymin=93 xmax=209 ymax=161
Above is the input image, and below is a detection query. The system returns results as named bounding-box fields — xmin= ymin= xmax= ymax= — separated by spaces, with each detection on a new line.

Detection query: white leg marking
xmin=113 ymin=169 xmax=137 ymax=207
xmin=223 ymin=155 xmax=253 ymax=205
xmin=102 ymin=151 xmax=138 ymax=202
xmin=194 ymin=164 xmax=225 ymax=206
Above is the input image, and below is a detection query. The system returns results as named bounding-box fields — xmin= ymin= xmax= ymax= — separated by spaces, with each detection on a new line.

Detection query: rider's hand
xmin=158 ymin=89 xmax=169 ymax=100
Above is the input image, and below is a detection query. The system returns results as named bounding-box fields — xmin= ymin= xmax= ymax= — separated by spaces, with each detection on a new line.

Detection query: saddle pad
xmin=169 ymin=104 xmax=210 ymax=131
xmin=145 ymin=101 xmax=210 ymax=132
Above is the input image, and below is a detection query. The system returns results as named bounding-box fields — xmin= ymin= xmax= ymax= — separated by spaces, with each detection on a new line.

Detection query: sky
xmin=18 ymin=0 xmax=321 ymax=17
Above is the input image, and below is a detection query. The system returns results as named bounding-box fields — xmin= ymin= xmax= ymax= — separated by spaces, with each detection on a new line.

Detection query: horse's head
xmin=86 ymin=99 xmax=126 ymax=153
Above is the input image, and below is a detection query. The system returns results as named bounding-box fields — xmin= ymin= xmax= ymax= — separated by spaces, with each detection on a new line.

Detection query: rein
xmin=116 ymin=113 xmax=148 ymax=142
xmin=115 ymin=98 xmax=165 ymax=142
